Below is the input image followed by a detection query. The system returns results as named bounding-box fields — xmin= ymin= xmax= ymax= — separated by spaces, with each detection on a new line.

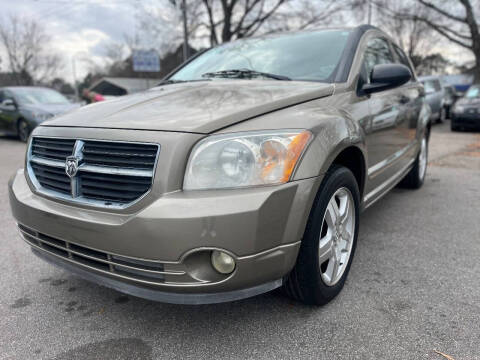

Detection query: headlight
xmin=29 ymin=111 xmax=54 ymax=122
xmin=184 ymin=130 xmax=312 ymax=190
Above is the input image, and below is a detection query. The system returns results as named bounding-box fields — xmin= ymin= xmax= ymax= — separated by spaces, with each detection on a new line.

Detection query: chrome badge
xmin=65 ymin=156 xmax=79 ymax=178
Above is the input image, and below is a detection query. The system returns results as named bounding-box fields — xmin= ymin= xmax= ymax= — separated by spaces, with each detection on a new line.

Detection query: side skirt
xmin=362 ymin=158 xmax=415 ymax=210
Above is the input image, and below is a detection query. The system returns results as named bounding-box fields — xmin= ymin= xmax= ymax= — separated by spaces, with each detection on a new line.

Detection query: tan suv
xmin=8 ymin=25 xmax=431 ymax=305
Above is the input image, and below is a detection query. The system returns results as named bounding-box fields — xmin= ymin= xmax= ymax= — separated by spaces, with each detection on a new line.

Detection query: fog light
xmin=211 ymin=250 xmax=236 ymax=274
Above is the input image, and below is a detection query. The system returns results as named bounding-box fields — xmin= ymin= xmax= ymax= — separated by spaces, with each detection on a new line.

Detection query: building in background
xmin=88 ymin=77 xmax=159 ymax=97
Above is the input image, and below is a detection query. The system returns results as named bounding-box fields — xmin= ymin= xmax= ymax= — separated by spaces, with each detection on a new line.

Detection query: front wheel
xmin=399 ymin=133 xmax=428 ymax=189
xmin=17 ymin=119 xmax=30 ymax=142
xmin=437 ymin=107 xmax=446 ymax=123
xmin=284 ymin=166 xmax=360 ymax=305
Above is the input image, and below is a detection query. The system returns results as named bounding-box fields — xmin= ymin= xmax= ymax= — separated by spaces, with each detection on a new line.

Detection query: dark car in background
xmin=443 ymin=85 xmax=458 ymax=119
xmin=0 ymin=87 xmax=80 ymax=142
xmin=419 ymin=75 xmax=446 ymax=123
xmin=451 ymin=84 xmax=480 ymax=131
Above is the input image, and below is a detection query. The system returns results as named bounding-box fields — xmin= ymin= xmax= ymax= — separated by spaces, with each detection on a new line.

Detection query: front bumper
xmin=9 ymin=169 xmax=321 ymax=303
xmin=451 ymin=112 xmax=480 ymax=129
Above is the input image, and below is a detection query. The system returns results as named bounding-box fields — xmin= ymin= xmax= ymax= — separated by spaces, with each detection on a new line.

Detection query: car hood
xmin=22 ymin=102 xmax=81 ymax=116
xmin=42 ymin=80 xmax=334 ymax=133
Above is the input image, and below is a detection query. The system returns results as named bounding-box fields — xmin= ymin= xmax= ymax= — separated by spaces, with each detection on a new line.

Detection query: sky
xmin=0 ymin=0 xmax=167 ymax=82
xmin=0 ymin=0 xmax=474 ymax=83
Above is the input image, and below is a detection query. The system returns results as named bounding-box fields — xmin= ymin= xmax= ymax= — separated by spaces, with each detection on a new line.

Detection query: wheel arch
xmin=329 ymin=145 xmax=366 ymax=199
xmin=16 ymin=116 xmax=27 ymax=133
xmin=426 ymin=120 xmax=432 ymax=141
xmin=320 ymin=144 xmax=367 ymax=202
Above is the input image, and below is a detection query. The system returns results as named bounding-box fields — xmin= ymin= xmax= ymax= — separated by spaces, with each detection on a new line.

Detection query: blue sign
xmin=132 ymin=50 xmax=160 ymax=72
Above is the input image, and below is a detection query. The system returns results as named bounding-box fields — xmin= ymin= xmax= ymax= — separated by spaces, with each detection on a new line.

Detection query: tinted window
xmin=0 ymin=91 xmax=4 ymax=103
xmin=11 ymin=88 xmax=69 ymax=105
xmin=422 ymin=80 xmax=440 ymax=94
xmin=465 ymin=85 xmax=480 ymax=98
xmin=171 ymin=30 xmax=352 ymax=82
xmin=363 ymin=38 xmax=395 ymax=81
xmin=422 ymin=80 xmax=435 ymax=94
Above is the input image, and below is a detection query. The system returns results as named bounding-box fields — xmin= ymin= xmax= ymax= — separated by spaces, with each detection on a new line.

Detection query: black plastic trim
xmin=32 ymin=248 xmax=283 ymax=305
xmin=333 ymin=24 xmax=379 ymax=83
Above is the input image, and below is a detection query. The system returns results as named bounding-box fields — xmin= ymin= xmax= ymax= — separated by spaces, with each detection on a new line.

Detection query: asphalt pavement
xmin=1 ymin=121 xmax=479 ymax=360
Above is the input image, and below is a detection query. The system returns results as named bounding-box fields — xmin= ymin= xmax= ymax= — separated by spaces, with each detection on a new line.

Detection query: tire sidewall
xmin=416 ymin=133 xmax=429 ymax=187
xmin=18 ymin=120 xmax=30 ymax=142
xmin=299 ymin=166 xmax=360 ymax=304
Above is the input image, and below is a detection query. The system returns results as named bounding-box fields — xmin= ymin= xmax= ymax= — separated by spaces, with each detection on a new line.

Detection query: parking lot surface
xmin=1 ymin=122 xmax=480 ymax=360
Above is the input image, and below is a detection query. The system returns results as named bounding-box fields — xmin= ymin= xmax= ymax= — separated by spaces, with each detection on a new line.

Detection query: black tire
xmin=17 ymin=119 xmax=30 ymax=142
xmin=450 ymin=122 xmax=460 ymax=132
xmin=283 ymin=165 xmax=360 ymax=306
xmin=437 ymin=107 xmax=446 ymax=123
xmin=399 ymin=133 xmax=428 ymax=189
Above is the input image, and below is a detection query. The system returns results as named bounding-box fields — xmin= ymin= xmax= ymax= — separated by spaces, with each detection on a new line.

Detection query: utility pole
xmin=71 ymin=56 xmax=79 ymax=101
xmin=367 ymin=0 xmax=372 ymax=25
xmin=181 ymin=0 xmax=189 ymax=61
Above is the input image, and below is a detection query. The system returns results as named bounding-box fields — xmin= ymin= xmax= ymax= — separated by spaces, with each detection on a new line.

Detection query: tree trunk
xmin=473 ymin=59 xmax=480 ymax=83
xmin=462 ymin=0 xmax=480 ymax=82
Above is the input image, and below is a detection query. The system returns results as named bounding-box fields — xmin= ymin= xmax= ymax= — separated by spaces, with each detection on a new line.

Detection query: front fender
xmin=215 ymin=98 xmax=368 ymax=181
xmin=293 ymin=111 xmax=367 ymax=180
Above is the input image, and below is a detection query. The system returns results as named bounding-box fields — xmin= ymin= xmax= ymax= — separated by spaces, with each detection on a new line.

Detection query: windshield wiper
xmin=158 ymin=79 xmax=185 ymax=85
xmin=201 ymin=69 xmax=291 ymax=81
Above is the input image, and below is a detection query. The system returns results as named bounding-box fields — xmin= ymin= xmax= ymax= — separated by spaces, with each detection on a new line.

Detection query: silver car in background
xmin=419 ymin=75 xmax=446 ymax=123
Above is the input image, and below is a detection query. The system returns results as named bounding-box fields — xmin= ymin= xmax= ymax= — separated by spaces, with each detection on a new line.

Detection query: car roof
xmin=418 ymin=75 xmax=442 ymax=81
xmin=2 ymin=86 xmax=53 ymax=91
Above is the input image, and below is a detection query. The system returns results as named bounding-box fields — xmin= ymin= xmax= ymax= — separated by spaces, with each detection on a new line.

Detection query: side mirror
xmin=0 ymin=99 xmax=16 ymax=111
xmin=362 ymin=64 xmax=412 ymax=94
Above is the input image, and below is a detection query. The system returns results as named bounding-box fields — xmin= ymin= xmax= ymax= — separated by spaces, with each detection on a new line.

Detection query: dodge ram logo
xmin=65 ymin=156 xmax=79 ymax=178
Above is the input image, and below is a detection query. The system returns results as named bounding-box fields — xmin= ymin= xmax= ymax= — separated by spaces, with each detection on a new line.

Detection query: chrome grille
xmin=30 ymin=162 xmax=71 ymax=195
xmin=82 ymin=141 xmax=158 ymax=169
xmin=32 ymin=137 xmax=75 ymax=160
xmin=79 ymin=172 xmax=153 ymax=203
xmin=28 ymin=137 xmax=160 ymax=208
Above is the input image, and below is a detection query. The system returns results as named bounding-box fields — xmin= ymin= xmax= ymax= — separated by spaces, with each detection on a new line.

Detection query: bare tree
xmin=382 ymin=0 xmax=480 ymax=81
xmin=0 ymin=15 xmax=62 ymax=85
xmin=365 ymin=1 xmax=439 ymax=69
xmin=136 ymin=0 xmax=347 ymax=53
xmin=199 ymin=0 xmax=287 ymax=45
xmin=137 ymin=0 xmax=204 ymax=55
xmin=242 ymin=0 xmax=346 ymax=37
xmin=198 ymin=0 xmax=346 ymax=45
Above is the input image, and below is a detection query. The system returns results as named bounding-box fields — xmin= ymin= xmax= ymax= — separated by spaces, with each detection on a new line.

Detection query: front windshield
xmin=12 ymin=88 xmax=70 ymax=105
xmin=465 ymin=85 xmax=480 ymax=98
xmin=171 ymin=29 xmax=352 ymax=82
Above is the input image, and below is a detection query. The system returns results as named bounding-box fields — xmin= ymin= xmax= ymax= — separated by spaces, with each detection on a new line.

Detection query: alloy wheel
xmin=418 ymin=136 xmax=428 ymax=181
xmin=318 ymin=187 xmax=355 ymax=286
xmin=18 ymin=121 xmax=29 ymax=142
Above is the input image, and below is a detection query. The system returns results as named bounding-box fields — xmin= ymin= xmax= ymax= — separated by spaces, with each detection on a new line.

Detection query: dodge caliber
xmin=8 ymin=25 xmax=431 ymax=305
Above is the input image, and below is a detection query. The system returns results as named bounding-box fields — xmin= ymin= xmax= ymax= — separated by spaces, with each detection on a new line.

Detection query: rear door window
xmin=432 ymin=80 xmax=442 ymax=92
xmin=423 ymin=80 xmax=436 ymax=94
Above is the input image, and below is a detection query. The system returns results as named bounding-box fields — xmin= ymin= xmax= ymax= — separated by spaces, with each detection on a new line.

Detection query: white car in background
xmin=419 ymin=75 xmax=446 ymax=123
